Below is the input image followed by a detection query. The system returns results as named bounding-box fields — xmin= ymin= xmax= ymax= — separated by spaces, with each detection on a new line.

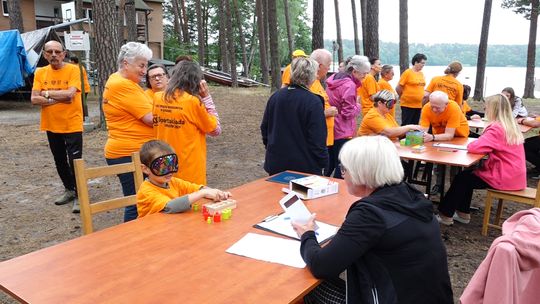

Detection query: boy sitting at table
xmin=136 ymin=140 xmax=231 ymax=218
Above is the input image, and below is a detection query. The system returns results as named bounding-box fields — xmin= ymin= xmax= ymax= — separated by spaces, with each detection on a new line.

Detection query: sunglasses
xmin=45 ymin=50 xmax=64 ymax=55
xmin=149 ymin=154 xmax=179 ymax=176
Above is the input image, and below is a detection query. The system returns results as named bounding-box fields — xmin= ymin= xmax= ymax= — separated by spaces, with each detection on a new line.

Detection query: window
xmin=2 ymin=0 xmax=8 ymax=16
xmin=85 ymin=8 xmax=93 ymax=21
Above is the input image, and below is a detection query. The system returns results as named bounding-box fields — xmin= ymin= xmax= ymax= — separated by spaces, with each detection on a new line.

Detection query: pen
xmin=437 ymin=149 xmax=457 ymax=152
xmin=263 ymin=215 xmax=278 ymax=222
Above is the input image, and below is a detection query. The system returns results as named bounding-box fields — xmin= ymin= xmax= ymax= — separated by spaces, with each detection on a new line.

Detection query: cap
xmin=445 ymin=61 xmax=462 ymax=74
xmin=292 ymin=49 xmax=308 ymax=58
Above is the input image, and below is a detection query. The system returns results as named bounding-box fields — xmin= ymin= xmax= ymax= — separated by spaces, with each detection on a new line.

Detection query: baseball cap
xmin=292 ymin=49 xmax=308 ymax=58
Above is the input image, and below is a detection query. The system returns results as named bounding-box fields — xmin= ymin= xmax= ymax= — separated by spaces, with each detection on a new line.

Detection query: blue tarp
xmin=0 ymin=30 xmax=34 ymax=95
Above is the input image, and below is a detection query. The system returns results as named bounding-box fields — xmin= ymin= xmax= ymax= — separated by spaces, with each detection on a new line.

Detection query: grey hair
xmin=290 ymin=57 xmax=318 ymax=87
xmin=339 ymin=136 xmax=404 ymax=189
xmin=346 ymin=55 xmax=370 ymax=73
xmin=310 ymin=49 xmax=332 ymax=65
xmin=429 ymin=91 xmax=449 ymax=104
xmin=380 ymin=64 xmax=393 ymax=76
xmin=117 ymin=42 xmax=153 ymax=69
xmin=373 ymin=89 xmax=396 ymax=106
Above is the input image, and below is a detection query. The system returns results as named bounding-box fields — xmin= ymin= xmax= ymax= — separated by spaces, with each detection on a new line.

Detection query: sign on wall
xmin=65 ymin=31 xmax=90 ymax=51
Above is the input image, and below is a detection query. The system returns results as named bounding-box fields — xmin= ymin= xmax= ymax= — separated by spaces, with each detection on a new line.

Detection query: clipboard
xmin=254 ymin=212 xmax=338 ymax=245
xmin=266 ymin=171 xmax=309 ymax=185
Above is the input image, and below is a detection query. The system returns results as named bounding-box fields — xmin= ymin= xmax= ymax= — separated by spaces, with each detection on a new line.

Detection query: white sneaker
xmin=453 ymin=212 xmax=470 ymax=224
xmin=54 ymin=189 xmax=76 ymax=205
xmin=72 ymin=198 xmax=80 ymax=213
xmin=436 ymin=214 xmax=453 ymax=226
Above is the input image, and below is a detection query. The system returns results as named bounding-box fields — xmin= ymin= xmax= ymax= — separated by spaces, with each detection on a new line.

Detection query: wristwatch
xmin=44 ymin=91 xmax=50 ymax=99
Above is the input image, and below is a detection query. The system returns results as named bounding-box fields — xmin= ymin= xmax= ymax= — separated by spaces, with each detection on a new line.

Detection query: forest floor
xmin=1 ymin=86 xmax=538 ymax=303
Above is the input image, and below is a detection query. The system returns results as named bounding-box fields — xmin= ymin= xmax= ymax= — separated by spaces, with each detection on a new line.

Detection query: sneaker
xmin=72 ymin=198 xmax=80 ymax=213
xmin=453 ymin=212 xmax=470 ymax=224
xmin=54 ymin=189 xmax=76 ymax=205
xmin=436 ymin=214 xmax=453 ymax=226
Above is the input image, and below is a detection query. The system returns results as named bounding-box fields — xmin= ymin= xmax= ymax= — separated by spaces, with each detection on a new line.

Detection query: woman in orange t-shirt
xmin=396 ymin=53 xmax=427 ymax=126
xmin=153 ymin=61 xmax=220 ymax=185
xmin=103 ymin=42 xmax=154 ymax=222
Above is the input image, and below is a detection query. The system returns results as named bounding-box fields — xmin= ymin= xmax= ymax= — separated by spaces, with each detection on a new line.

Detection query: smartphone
xmin=279 ymin=192 xmax=312 ymax=224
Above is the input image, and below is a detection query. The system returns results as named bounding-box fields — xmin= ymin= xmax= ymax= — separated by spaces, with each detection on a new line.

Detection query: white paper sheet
xmin=226 ymin=233 xmax=306 ymax=268
xmin=432 ymin=143 xmax=468 ymax=150
xmin=256 ymin=212 xmax=338 ymax=244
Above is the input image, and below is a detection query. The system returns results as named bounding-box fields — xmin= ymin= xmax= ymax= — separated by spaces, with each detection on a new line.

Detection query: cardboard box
xmin=289 ymin=175 xmax=339 ymax=199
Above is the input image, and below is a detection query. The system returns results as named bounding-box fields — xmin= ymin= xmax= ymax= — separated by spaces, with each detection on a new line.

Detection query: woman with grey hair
xmin=153 ymin=60 xmax=221 ymax=185
xmin=261 ymin=57 xmax=328 ymax=175
xmin=293 ymin=136 xmax=453 ymax=304
xmin=102 ymin=41 xmax=154 ymax=221
xmin=325 ymin=55 xmax=370 ymax=178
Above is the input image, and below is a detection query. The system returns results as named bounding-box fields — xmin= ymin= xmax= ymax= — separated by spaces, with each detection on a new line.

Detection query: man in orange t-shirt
xmin=281 ymin=49 xmax=308 ymax=87
xmin=419 ymin=91 xmax=469 ymax=142
xmin=397 ymin=53 xmax=427 ymax=126
xmin=378 ymin=65 xmax=397 ymax=117
xmin=31 ymin=41 xmax=83 ymax=210
xmin=357 ymin=57 xmax=381 ymax=117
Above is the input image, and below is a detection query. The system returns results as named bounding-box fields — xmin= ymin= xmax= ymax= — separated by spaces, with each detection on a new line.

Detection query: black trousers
xmin=401 ymin=106 xmax=421 ymax=126
xmin=438 ymin=169 xmax=489 ymax=217
xmin=330 ymin=138 xmax=350 ymax=179
xmin=524 ymin=136 xmax=540 ymax=170
xmin=46 ymin=131 xmax=83 ymax=191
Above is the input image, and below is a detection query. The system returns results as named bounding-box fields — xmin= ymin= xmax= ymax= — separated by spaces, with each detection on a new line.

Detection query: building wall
xmin=145 ymin=1 xmax=163 ymax=59
xmin=0 ymin=0 xmax=36 ymax=32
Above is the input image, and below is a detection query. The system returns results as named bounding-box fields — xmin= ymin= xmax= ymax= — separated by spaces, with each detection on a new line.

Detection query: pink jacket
xmin=467 ymin=122 xmax=526 ymax=190
xmin=326 ymin=72 xmax=361 ymax=140
xmin=461 ymin=208 xmax=540 ymax=304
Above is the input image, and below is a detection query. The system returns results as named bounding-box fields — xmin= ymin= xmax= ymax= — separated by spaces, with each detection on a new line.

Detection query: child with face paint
xmin=136 ymin=140 xmax=231 ymax=218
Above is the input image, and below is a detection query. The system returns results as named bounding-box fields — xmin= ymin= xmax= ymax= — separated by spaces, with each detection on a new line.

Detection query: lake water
xmin=389 ymin=65 xmax=540 ymax=98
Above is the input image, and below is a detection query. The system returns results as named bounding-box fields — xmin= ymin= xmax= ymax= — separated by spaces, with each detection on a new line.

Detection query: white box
xmin=289 ymin=175 xmax=339 ymax=199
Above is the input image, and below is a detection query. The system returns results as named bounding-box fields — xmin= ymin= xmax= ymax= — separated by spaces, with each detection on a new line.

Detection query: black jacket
xmin=300 ymin=182 xmax=453 ymax=304
xmin=260 ymin=84 xmax=328 ymax=175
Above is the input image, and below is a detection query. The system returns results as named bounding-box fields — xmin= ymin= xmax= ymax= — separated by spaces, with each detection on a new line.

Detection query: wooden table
xmin=468 ymin=119 xmax=532 ymax=133
xmin=395 ymin=137 xmax=486 ymax=198
xmin=0 ymin=175 xmax=356 ymax=304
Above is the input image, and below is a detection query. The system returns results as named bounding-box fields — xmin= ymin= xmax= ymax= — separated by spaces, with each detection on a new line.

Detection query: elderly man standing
xmin=261 ymin=57 xmax=328 ymax=175
xmin=31 ymin=40 xmax=83 ymax=212
xmin=420 ymin=91 xmax=469 ymax=142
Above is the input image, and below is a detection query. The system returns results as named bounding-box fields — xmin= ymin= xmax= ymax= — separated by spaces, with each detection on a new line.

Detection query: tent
xmin=0 ymin=30 xmax=34 ymax=95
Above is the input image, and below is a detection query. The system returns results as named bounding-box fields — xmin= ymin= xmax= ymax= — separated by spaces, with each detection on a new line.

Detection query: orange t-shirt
xmin=426 ymin=75 xmax=464 ymax=111
xmin=357 ymin=74 xmax=380 ymax=116
xmin=71 ymin=63 xmax=90 ymax=93
xmin=153 ymin=91 xmax=218 ymax=185
xmin=420 ymin=101 xmax=470 ymax=137
xmin=281 ymin=64 xmax=292 ymax=86
xmin=310 ymin=79 xmax=334 ymax=146
xmin=357 ymin=107 xmax=399 ymax=140
xmin=136 ymin=177 xmax=202 ymax=218
xmin=398 ymin=68 xmax=426 ymax=109
xmin=32 ymin=64 xmax=83 ymax=133
xmin=377 ymin=78 xmax=396 ymax=117
xmin=102 ymin=72 xmax=154 ymax=158
xmin=144 ymin=88 xmax=155 ymax=101
xmin=462 ymin=99 xmax=472 ymax=113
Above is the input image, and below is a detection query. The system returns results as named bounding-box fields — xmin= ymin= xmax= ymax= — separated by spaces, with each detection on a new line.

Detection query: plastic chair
xmin=74 ymin=152 xmax=144 ymax=235
xmin=482 ymin=180 xmax=540 ymax=236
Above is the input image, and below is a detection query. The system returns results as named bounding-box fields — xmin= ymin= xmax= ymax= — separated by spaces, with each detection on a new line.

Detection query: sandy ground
xmin=0 ymin=86 xmax=537 ymax=303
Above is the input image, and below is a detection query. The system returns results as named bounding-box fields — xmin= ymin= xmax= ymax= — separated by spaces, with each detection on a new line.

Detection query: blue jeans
xmin=106 ymin=156 xmax=138 ymax=222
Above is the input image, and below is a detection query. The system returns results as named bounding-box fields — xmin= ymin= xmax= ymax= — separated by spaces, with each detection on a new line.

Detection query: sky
xmin=307 ymin=0 xmax=538 ymax=45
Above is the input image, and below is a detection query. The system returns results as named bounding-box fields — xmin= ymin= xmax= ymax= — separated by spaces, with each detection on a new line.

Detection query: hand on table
xmin=470 ymin=114 xmax=482 ymax=120
xmin=291 ymin=213 xmax=317 ymax=238
xmin=203 ymin=188 xmax=232 ymax=201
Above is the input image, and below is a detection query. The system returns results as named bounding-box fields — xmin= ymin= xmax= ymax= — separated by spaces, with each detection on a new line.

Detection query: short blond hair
xmin=339 ymin=136 xmax=403 ymax=188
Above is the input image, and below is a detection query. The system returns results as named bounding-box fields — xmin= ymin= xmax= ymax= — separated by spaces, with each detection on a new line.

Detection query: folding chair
xmin=482 ymin=180 xmax=540 ymax=236
xmin=74 ymin=152 xmax=144 ymax=235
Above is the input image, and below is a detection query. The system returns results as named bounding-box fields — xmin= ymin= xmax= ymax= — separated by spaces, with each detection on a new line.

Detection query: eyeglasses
xmin=149 ymin=73 xmax=166 ymax=80
xmin=149 ymin=153 xmax=179 ymax=176
xmin=339 ymin=164 xmax=347 ymax=176
xmin=45 ymin=50 xmax=64 ymax=55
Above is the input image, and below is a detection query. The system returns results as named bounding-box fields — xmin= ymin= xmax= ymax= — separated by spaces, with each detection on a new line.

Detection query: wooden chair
xmin=74 ymin=152 xmax=144 ymax=235
xmin=482 ymin=180 xmax=540 ymax=236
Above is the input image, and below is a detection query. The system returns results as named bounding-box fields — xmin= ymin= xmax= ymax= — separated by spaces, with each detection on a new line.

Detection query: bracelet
xmin=432 ymin=134 xmax=435 ymax=141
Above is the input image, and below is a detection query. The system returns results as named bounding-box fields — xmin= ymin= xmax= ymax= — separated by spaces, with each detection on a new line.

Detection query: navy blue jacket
xmin=261 ymin=84 xmax=328 ymax=175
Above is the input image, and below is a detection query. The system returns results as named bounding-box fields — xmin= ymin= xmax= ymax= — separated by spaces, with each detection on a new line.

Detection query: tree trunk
xmin=256 ymin=0 xmax=269 ymax=84
xmin=6 ymin=0 xmax=24 ymax=32
xmin=218 ymin=0 xmax=229 ymax=72
xmin=124 ymin=0 xmax=137 ymax=41
xmin=360 ymin=0 xmax=367 ymax=54
xmin=267 ymin=0 xmax=280 ymax=91
xmin=474 ymin=0 xmax=492 ymax=101
xmin=203 ymin=1 xmax=209 ymax=66
xmin=92 ymin=0 xmax=120 ymax=127
xmin=195 ymin=0 xmax=205 ymax=65
xmin=117 ymin=0 xmax=125 ymax=44
xmin=363 ymin=0 xmax=378 ymax=59
xmin=283 ymin=0 xmax=294 ymax=57
xmin=523 ymin=0 xmax=538 ymax=98
xmin=334 ymin=0 xmax=343 ymax=63
xmin=233 ymin=0 xmax=249 ymax=76
xmin=179 ymin=0 xmax=190 ymax=43
xmin=224 ymin=0 xmax=238 ymax=87
xmin=351 ymin=0 xmax=360 ymax=55
xmin=399 ymin=0 xmax=409 ymax=74
xmin=312 ymin=0 xmax=324 ymax=50
xmin=73 ymin=0 xmax=84 ymax=31
xmin=170 ymin=0 xmax=183 ymax=43
xmin=246 ymin=12 xmax=258 ymax=76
